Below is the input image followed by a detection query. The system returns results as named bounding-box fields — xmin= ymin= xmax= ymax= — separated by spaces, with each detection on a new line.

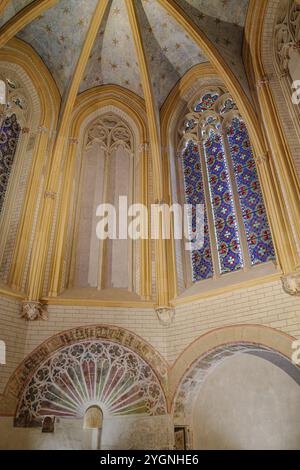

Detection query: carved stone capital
xmin=282 ymin=272 xmax=300 ymax=296
xmin=21 ymin=301 xmax=48 ymax=321
xmin=155 ymin=306 xmax=175 ymax=326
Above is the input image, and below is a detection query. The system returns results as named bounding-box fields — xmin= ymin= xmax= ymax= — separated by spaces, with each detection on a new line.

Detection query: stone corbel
xmin=21 ymin=301 xmax=48 ymax=321
xmin=155 ymin=306 xmax=175 ymax=326
xmin=281 ymin=271 xmax=300 ymax=296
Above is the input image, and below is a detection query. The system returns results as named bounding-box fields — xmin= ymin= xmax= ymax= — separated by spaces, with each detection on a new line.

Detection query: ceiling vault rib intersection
xmin=0 ymin=0 xmax=60 ymax=49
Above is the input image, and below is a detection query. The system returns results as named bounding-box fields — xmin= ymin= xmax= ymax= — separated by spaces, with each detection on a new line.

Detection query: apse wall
xmin=0 ymin=278 xmax=299 ymax=450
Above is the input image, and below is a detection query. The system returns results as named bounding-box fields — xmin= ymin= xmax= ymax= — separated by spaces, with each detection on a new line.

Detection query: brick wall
xmin=0 ymin=296 xmax=25 ymax=394
xmin=0 ymin=279 xmax=299 ymax=396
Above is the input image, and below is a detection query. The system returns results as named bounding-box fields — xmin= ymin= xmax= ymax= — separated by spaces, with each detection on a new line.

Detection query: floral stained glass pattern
xmin=194 ymin=93 xmax=219 ymax=113
xmin=227 ymin=118 xmax=275 ymax=265
xmin=182 ymin=141 xmax=213 ymax=281
xmin=204 ymin=132 xmax=243 ymax=273
xmin=0 ymin=114 xmax=20 ymax=213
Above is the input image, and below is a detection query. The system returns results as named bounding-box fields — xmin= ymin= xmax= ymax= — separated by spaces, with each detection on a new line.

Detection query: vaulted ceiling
xmin=1 ymin=0 xmax=250 ymax=107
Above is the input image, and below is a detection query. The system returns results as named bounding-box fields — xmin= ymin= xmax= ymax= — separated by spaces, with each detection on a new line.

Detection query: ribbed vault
xmin=0 ymin=0 xmax=250 ymax=108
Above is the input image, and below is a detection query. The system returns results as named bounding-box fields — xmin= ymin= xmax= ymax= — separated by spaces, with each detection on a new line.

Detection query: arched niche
xmin=47 ymin=85 xmax=152 ymax=302
xmin=69 ymin=109 xmax=138 ymax=294
xmin=84 ymin=406 xmax=103 ymax=430
xmin=83 ymin=405 xmax=103 ymax=450
xmin=171 ymin=325 xmax=300 ymax=449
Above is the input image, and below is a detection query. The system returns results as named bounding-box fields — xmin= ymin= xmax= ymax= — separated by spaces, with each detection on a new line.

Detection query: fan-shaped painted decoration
xmin=15 ymin=340 xmax=167 ymax=427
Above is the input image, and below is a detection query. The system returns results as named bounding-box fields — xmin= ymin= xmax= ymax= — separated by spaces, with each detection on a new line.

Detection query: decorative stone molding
xmin=173 ymin=342 xmax=300 ymax=423
xmin=85 ymin=114 xmax=133 ymax=153
xmin=21 ymin=301 xmax=48 ymax=321
xmin=44 ymin=191 xmax=57 ymax=200
xmin=155 ymin=306 xmax=175 ymax=326
xmin=282 ymin=271 xmax=300 ymax=296
xmin=274 ymin=0 xmax=300 ymax=79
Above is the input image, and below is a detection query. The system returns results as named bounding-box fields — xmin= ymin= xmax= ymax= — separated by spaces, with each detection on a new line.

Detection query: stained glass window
xmin=220 ymin=98 xmax=236 ymax=115
xmin=194 ymin=93 xmax=219 ymax=113
xmin=0 ymin=114 xmax=20 ymax=214
xmin=204 ymin=132 xmax=243 ymax=273
xmin=180 ymin=91 xmax=275 ymax=285
xmin=227 ymin=118 xmax=275 ymax=264
xmin=182 ymin=141 xmax=213 ymax=281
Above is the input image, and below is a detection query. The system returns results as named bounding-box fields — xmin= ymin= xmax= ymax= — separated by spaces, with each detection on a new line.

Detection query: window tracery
xmin=178 ymin=89 xmax=275 ymax=282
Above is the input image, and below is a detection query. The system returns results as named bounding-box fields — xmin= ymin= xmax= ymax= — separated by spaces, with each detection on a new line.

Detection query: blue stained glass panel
xmin=227 ymin=118 xmax=275 ymax=265
xmin=0 ymin=114 xmax=20 ymax=214
xmin=204 ymin=132 xmax=243 ymax=273
xmin=182 ymin=141 xmax=213 ymax=282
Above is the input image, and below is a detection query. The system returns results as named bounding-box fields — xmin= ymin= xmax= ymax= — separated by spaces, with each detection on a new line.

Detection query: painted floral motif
xmin=182 ymin=141 xmax=213 ymax=281
xmin=227 ymin=118 xmax=275 ymax=265
xmin=0 ymin=114 xmax=20 ymax=214
xmin=15 ymin=340 xmax=167 ymax=427
xmin=204 ymin=132 xmax=243 ymax=273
